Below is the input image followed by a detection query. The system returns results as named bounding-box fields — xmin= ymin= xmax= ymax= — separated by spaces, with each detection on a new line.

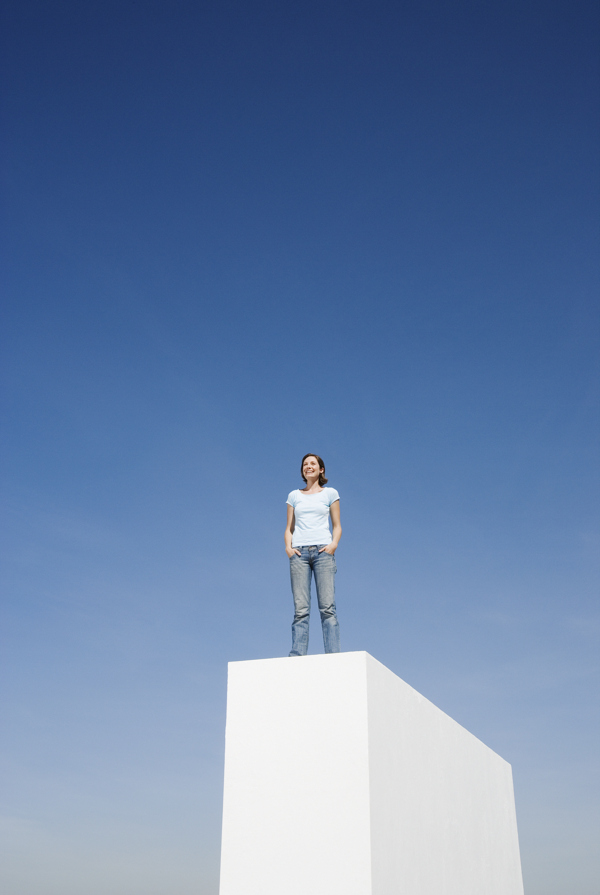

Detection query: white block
xmin=219 ymin=652 xmax=524 ymax=895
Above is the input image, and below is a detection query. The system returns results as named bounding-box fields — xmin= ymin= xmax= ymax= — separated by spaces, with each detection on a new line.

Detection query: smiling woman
xmin=284 ymin=453 xmax=342 ymax=657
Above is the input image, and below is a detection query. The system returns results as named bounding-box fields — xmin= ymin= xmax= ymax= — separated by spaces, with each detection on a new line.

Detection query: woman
xmin=285 ymin=453 xmax=342 ymax=656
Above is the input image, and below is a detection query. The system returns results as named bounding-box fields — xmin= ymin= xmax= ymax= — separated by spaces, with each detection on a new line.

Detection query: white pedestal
xmin=219 ymin=652 xmax=524 ymax=895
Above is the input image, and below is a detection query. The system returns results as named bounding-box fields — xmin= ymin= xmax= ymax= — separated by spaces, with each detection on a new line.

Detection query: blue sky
xmin=1 ymin=1 xmax=598 ymax=893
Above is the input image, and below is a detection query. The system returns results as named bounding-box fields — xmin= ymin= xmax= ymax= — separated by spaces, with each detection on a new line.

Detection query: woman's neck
xmin=302 ymin=476 xmax=323 ymax=493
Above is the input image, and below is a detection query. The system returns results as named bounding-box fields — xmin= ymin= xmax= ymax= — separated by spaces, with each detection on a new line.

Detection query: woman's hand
xmin=319 ymin=544 xmax=337 ymax=555
xmin=286 ymin=546 xmax=301 ymax=557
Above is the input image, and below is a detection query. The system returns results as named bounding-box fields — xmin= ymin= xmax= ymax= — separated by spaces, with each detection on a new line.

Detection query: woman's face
xmin=302 ymin=456 xmax=323 ymax=480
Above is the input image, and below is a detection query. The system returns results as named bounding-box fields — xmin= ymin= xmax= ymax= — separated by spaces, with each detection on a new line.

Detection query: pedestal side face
xmin=366 ymin=655 xmax=524 ymax=895
xmin=219 ymin=653 xmax=372 ymax=895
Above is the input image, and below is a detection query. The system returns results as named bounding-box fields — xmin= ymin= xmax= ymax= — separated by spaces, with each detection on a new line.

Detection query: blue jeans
xmin=289 ymin=545 xmax=340 ymax=656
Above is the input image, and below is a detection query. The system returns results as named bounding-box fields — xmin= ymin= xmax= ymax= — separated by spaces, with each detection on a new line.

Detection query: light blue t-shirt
xmin=286 ymin=487 xmax=340 ymax=547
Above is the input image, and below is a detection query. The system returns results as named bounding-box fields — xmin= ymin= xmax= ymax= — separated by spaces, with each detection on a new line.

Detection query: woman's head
xmin=300 ymin=453 xmax=328 ymax=486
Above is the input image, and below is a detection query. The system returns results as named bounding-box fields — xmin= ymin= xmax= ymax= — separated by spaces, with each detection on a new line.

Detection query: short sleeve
xmin=327 ymin=487 xmax=340 ymax=506
xmin=286 ymin=490 xmax=297 ymax=507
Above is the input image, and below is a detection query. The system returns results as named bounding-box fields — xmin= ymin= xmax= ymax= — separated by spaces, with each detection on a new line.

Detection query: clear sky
xmin=1 ymin=2 xmax=598 ymax=893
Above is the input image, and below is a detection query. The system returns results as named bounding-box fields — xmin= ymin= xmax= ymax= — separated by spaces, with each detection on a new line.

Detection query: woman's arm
xmin=320 ymin=500 xmax=342 ymax=554
xmin=285 ymin=505 xmax=300 ymax=557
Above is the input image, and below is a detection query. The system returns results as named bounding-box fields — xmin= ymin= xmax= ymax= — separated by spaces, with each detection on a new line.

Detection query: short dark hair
xmin=300 ymin=453 xmax=328 ymax=486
